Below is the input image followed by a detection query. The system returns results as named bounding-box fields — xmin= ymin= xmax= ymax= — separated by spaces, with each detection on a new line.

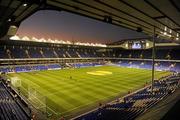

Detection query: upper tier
xmin=0 ymin=40 xmax=180 ymax=60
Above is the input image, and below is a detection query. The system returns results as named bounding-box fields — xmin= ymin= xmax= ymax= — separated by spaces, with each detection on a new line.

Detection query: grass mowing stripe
xmin=8 ymin=66 xmax=171 ymax=118
xmin=18 ymin=73 xmax=78 ymax=108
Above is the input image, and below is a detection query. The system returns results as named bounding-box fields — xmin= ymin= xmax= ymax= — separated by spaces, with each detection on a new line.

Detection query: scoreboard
xmin=128 ymin=40 xmax=146 ymax=49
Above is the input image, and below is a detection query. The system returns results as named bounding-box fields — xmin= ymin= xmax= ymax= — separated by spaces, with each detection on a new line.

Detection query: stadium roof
xmin=0 ymin=0 xmax=180 ymax=43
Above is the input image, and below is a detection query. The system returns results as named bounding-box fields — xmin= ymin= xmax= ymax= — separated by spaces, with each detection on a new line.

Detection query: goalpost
xmin=10 ymin=77 xmax=46 ymax=112
xmin=11 ymin=77 xmax=21 ymax=87
xmin=28 ymin=86 xmax=60 ymax=119
xmin=28 ymin=86 xmax=47 ymax=114
xmin=10 ymin=77 xmax=60 ymax=119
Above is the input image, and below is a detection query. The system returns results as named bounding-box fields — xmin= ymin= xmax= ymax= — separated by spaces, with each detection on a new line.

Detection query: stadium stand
xmin=0 ymin=43 xmax=180 ymax=60
xmin=28 ymin=47 xmax=43 ymax=58
xmin=0 ymin=80 xmax=31 ymax=120
xmin=0 ymin=40 xmax=180 ymax=74
xmin=117 ymin=60 xmax=180 ymax=72
xmin=0 ymin=40 xmax=179 ymax=120
xmin=0 ymin=46 xmax=9 ymax=59
xmin=72 ymin=62 xmax=104 ymax=68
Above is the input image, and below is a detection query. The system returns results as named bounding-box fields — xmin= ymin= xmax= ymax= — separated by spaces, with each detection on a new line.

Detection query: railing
xmin=0 ymin=57 xmax=180 ymax=62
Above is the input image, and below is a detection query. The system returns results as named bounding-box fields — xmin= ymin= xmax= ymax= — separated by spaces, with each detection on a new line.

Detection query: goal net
xmin=11 ymin=77 xmax=21 ymax=87
xmin=28 ymin=86 xmax=46 ymax=113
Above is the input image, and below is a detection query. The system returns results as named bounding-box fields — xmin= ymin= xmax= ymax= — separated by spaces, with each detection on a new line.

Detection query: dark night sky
xmin=17 ymin=10 xmax=148 ymax=44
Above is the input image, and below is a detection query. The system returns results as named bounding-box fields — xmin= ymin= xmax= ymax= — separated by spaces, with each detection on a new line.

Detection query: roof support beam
xmin=48 ymin=0 xmax=141 ymax=32
xmin=151 ymin=26 xmax=156 ymax=92
xmin=169 ymin=0 xmax=180 ymax=12
xmin=95 ymin=0 xmax=154 ymax=30
xmin=119 ymin=0 xmax=179 ymax=35
xmin=3 ymin=1 xmax=23 ymax=23
xmin=144 ymin=0 xmax=180 ymax=33
xmin=71 ymin=0 xmax=150 ymax=30
xmin=20 ymin=0 xmax=46 ymax=22
xmin=0 ymin=0 xmax=13 ymax=20
xmin=15 ymin=3 xmax=33 ymax=21
xmin=153 ymin=15 xmax=166 ymax=20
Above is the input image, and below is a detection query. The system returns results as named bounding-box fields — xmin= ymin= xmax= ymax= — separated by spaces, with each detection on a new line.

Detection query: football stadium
xmin=0 ymin=0 xmax=180 ymax=120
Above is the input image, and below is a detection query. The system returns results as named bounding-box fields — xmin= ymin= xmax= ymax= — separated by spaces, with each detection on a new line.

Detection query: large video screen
xmin=132 ymin=41 xmax=142 ymax=49
xmin=128 ymin=40 xmax=146 ymax=49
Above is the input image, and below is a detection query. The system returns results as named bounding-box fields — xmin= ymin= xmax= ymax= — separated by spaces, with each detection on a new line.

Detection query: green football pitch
xmin=8 ymin=66 xmax=171 ymax=118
